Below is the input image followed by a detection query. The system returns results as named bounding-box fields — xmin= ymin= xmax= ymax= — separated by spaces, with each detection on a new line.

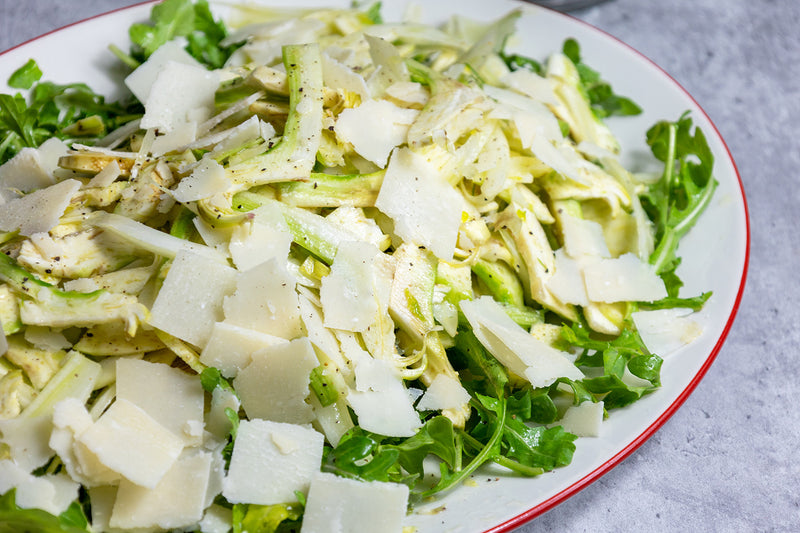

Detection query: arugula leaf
xmin=638 ymin=291 xmax=713 ymax=312
xmin=421 ymin=394 xmax=506 ymax=498
xmin=128 ymin=0 xmax=196 ymax=59
xmin=127 ymin=0 xmax=242 ymax=69
xmin=309 ymin=366 xmax=337 ymax=407
xmin=642 ymin=112 xmax=718 ymax=295
xmin=562 ymin=38 xmax=642 ymax=119
xmin=388 ymin=416 xmax=457 ymax=479
xmin=0 ymin=66 xmax=142 ymax=164
xmin=500 ymin=51 xmax=544 ymax=75
xmin=232 ymin=500 xmax=303 ymax=533
xmin=8 ymin=59 xmax=42 ymax=90
xmin=199 ymin=366 xmax=235 ymax=393
xmin=0 ymin=489 xmax=90 ymax=533
xmin=563 ymin=318 xmax=662 ymax=406
xmin=321 ymin=430 xmax=403 ymax=484
xmin=452 ymin=329 xmax=508 ymax=398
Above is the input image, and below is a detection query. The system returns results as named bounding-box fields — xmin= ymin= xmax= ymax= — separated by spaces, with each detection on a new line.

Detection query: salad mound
xmin=0 ymin=0 xmax=716 ymax=531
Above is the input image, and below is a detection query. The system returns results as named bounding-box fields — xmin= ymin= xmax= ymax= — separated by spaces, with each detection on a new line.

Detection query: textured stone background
xmin=0 ymin=0 xmax=796 ymax=531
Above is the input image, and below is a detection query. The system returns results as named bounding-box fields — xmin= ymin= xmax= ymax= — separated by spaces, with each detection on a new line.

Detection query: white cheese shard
xmin=151 ymin=120 xmax=198 ymax=157
xmin=559 ymin=400 xmax=604 ymax=437
xmin=375 ymin=147 xmax=462 ymax=260
xmin=199 ymin=504 xmax=234 ymax=533
xmin=116 ymin=358 xmax=205 ymax=446
xmin=0 ymin=460 xmax=78 ymax=515
xmin=172 ymin=157 xmax=229 ymax=202
xmin=346 ymin=356 xmax=422 ymax=437
xmin=484 ymin=85 xmax=562 ymax=145
xmin=322 ymin=52 xmax=370 ymax=101
xmin=320 ymin=240 xmax=383 ymax=332
xmin=631 ymin=307 xmax=703 ymax=356
xmin=49 ymin=398 xmax=99 ymax=486
xmin=582 ymin=252 xmax=667 ymax=303
xmin=416 ymin=374 xmax=471 ymax=411
xmin=300 ymin=472 xmax=409 ymax=533
xmin=222 ymin=419 xmax=324 ymax=505
xmin=125 ymin=39 xmax=203 ymax=103
xmin=200 ymin=321 xmax=288 ymax=378
xmin=0 ymin=179 xmax=80 ymax=236
xmin=206 ymin=385 xmax=242 ymax=443
xmin=110 ymin=450 xmax=213 ymax=530
xmin=334 ymin=99 xmax=418 ymax=168
xmin=234 ymin=337 xmax=319 ymax=424
xmin=546 ymin=249 xmax=590 ymax=306
xmin=149 ymin=249 xmax=238 ymax=348
xmin=460 ymin=296 xmax=584 ymax=388
xmin=501 ymin=68 xmax=559 ymax=106
xmin=559 ymin=213 xmax=611 ymax=259
xmin=0 ymin=414 xmax=53 ymax=471
xmin=0 ymin=138 xmax=67 ymax=201
xmin=223 ymin=258 xmax=303 ymax=340
xmin=228 ymin=203 xmax=293 ymax=272
xmin=77 ymin=399 xmax=184 ymax=489
xmin=140 ymin=60 xmax=220 ymax=133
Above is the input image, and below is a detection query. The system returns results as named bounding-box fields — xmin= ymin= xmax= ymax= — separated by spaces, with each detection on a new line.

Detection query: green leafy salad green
xmin=0 ymin=0 xmax=717 ymax=531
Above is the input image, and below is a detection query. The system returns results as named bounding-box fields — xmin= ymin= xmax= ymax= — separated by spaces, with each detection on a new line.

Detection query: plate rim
xmin=0 ymin=2 xmax=751 ymax=531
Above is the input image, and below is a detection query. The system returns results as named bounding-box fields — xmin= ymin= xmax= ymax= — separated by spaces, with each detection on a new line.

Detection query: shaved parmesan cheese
xmin=559 ymin=400 xmax=604 ymax=437
xmin=0 ymin=179 xmax=80 ymax=236
xmin=416 ymin=374 xmax=471 ymax=411
xmin=234 ymin=337 xmax=319 ymax=424
xmin=172 ymin=157 xmax=229 ymax=202
xmin=116 ymin=358 xmax=205 ymax=446
xmin=320 ymin=241 xmax=383 ymax=332
xmin=223 ymin=419 xmax=324 ymax=505
xmin=385 ymin=81 xmax=429 ymax=106
xmin=0 ymin=414 xmax=53 ymax=471
xmin=206 ymin=387 xmax=241 ymax=444
xmin=229 ymin=204 xmax=293 ymax=271
xmin=347 ymin=357 xmax=422 ymax=437
xmin=583 ymin=253 xmax=667 ymax=303
xmin=326 ymin=206 xmax=389 ymax=250
xmin=141 ymin=61 xmax=220 ymax=133
xmin=632 ymin=307 xmax=703 ymax=356
xmin=199 ymin=504 xmax=234 ymax=533
xmin=485 ymin=85 xmax=562 ymax=145
xmin=200 ymin=321 xmax=288 ymax=378
xmin=84 ymin=159 xmax=121 ymax=188
xmin=125 ymin=39 xmax=203 ymax=103
xmin=210 ymin=115 xmax=263 ymax=156
xmin=560 ymin=213 xmax=611 ymax=259
xmin=151 ymin=120 xmax=198 ymax=157
xmin=49 ymin=399 xmax=98 ymax=486
xmin=322 ymin=52 xmax=369 ymax=100
xmin=546 ymin=249 xmax=590 ymax=306
xmin=111 ymin=450 xmax=212 ymax=530
xmin=300 ymin=472 xmax=409 ymax=533
xmin=501 ymin=68 xmax=558 ymax=106
xmin=0 ymin=460 xmax=78 ymax=515
xmin=223 ymin=258 xmax=303 ymax=340
xmin=375 ymin=147 xmax=462 ymax=260
xmin=78 ymin=399 xmax=184 ymax=489
xmin=335 ymin=99 xmax=418 ymax=168
xmin=149 ymin=250 xmax=238 ymax=348
xmin=0 ymin=145 xmax=57 ymax=201
xmin=460 ymin=296 xmax=584 ymax=388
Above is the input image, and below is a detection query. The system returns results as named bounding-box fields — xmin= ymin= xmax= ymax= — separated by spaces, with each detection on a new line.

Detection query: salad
xmin=0 ymin=0 xmax=718 ymax=532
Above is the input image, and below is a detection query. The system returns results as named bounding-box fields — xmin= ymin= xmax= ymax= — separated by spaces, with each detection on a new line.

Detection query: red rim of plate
xmin=0 ymin=2 xmax=751 ymax=532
